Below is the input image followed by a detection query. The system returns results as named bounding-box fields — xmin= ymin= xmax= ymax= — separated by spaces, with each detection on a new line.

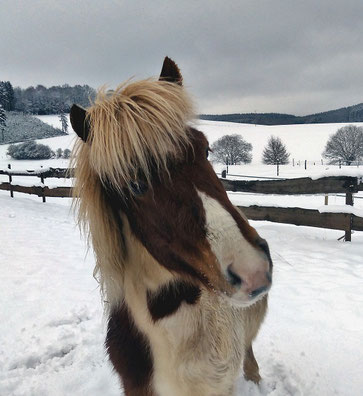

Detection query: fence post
xmin=324 ymin=195 xmax=328 ymax=205
xmin=345 ymin=191 xmax=353 ymax=242
xmin=304 ymin=160 xmax=307 ymax=170
xmin=8 ymin=164 xmax=13 ymax=198
xmin=40 ymin=174 xmax=46 ymax=203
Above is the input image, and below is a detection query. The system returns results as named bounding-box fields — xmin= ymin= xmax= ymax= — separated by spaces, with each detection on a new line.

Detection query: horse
xmin=70 ymin=57 xmax=272 ymax=396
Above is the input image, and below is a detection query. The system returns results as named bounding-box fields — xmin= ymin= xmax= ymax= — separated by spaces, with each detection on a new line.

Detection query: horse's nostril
xmin=256 ymin=238 xmax=271 ymax=259
xmin=227 ymin=265 xmax=242 ymax=287
xmin=266 ymin=271 xmax=272 ymax=283
xmin=249 ymin=285 xmax=268 ymax=299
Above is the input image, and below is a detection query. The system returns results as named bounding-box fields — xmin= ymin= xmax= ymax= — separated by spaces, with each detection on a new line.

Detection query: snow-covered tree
xmin=262 ymin=136 xmax=290 ymax=164
xmin=0 ymin=81 xmax=15 ymax=111
xmin=56 ymin=148 xmax=63 ymax=158
xmin=0 ymin=105 xmax=6 ymax=142
xmin=211 ymin=134 xmax=252 ymax=165
xmin=7 ymin=140 xmax=54 ymax=160
xmin=63 ymin=148 xmax=71 ymax=159
xmin=323 ymin=125 xmax=363 ymax=165
xmin=59 ymin=112 xmax=68 ymax=133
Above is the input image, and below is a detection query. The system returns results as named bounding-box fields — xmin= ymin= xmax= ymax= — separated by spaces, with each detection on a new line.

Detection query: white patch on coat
xmin=118 ymin=212 xmax=267 ymax=396
xmin=197 ymin=190 xmax=270 ymax=307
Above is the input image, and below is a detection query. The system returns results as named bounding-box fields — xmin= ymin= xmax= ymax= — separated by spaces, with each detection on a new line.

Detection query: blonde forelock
xmin=87 ymin=79 xmax=194 ymax=191
xmin=71 ymin=78 xmax=195 ymax=303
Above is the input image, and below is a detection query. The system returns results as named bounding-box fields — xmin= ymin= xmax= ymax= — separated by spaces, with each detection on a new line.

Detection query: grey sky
xmin=1 ymin=0 xmax=363 ymax=115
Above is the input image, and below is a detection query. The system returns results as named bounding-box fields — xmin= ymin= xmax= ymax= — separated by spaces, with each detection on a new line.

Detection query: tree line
xmin=0 ymin=80 xmax=95 ymax=115
xmin=200 ymin=102 xmax=363 ymax=126
xmin=7 ymin=140 xmax=71 ymax=160
xmin=210 ymin=125 xmax=363 ymax=166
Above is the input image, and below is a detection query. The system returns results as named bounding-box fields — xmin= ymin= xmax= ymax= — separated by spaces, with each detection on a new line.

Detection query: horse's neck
xmin=115 ymin=223 xmax=244 ymax=395
xmin=121 ymin=271 xmax=242 ymax=396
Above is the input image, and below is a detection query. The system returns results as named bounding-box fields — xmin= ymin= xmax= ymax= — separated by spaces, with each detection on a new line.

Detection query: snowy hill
xmin=1 ymin=116 xmax=363 ymax=170
xmin=1 ymin=112 xmax=65 ymax=144
xmin=195 ymin=119 xmax=363 ymax=164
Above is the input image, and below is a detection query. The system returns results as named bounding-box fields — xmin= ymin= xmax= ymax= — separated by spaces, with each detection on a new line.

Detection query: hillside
xmin=2 ymin=116 xmax=363 ymax=167
xmin=0 ymin=112 xmax=66 ymax=144
xmin=196 ymin=119 xmax=363 ymax=163
xmin=200 ymin=102 xmax=363 ymax=126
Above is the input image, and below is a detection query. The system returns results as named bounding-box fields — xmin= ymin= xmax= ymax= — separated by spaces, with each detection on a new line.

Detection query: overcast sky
xmin=1 ymin=0 xmax=363 ymax=115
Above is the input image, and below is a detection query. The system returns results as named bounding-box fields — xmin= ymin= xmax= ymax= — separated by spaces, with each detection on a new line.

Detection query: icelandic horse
xmin=70 ymin=57 xmax=272 ymax=396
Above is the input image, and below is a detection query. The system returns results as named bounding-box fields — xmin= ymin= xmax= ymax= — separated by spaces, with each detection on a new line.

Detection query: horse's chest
xmin=131 ymin=292 xmax=245 ymax=395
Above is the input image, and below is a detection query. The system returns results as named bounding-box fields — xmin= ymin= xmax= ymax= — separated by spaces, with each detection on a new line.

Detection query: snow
xmin=1 ymin=195 xmax=362 ymax=395
xmin=195 ymin=119 xmax=363 ymax=164
xmin=1 ymin=118 xmax=363 ymax=395
xmin=318 ymin=204 xmax=363 ymax=217
xmin=309 ymin=168 xmax=363 ymax=180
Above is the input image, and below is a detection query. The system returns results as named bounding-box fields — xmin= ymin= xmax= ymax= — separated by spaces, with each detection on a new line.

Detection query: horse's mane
xmin=71 ymin=78 xmax=194 ymax=303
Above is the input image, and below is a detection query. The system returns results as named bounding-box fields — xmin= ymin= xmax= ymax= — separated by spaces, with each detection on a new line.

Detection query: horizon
xmin=1 ymin=1 xmax=363 ymax=116
xmin=6 ymin=82 xmax=363 ymax=118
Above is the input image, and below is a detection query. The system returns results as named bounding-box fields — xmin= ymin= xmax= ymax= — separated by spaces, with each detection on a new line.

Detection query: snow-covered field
xmin=1 ymin=117 xmax=363 ymax=395
xmin=1 ymin=195 xmax=362 ymax=396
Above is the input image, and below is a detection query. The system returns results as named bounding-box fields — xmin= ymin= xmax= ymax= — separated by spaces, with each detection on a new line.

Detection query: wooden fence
xmin=0 ymin=167 xmax=73 ymax=202
xmin=1 ymin=167 xmax=363 ymax=241
xmin=220 ymin=176 xmax=363 ymax=241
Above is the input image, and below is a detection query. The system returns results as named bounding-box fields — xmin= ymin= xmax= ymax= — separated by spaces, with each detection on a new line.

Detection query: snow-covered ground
xmin=195 ymin=119 xmax=363 ymax=164
xmin=1 ymin=195 xmax=362 ymax=396
xmin=1 ymin=117 xmax=363 ymax=395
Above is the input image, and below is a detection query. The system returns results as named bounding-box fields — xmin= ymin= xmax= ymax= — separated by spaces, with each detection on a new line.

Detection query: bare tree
xmin=323 ymin=125 xmax=363 ymax=165
xmin=210 ymin=134 xmax=252 ymax=165
xmin=262 ymin=136 xmax=289 ymax=165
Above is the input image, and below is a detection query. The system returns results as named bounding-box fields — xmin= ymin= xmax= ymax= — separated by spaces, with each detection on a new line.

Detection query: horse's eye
xmin=130 ymin=180 xmax=148 ymax=196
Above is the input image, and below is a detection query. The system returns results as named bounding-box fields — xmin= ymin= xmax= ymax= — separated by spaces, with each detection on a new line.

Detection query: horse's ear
xmin=70 ymin=104 xmax=90 ymax=142
xmin=159 ymin=57 xmax=183 ymax=85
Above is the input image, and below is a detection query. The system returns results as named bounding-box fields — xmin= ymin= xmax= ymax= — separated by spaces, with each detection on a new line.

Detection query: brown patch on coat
xmin=147 ymin=280 xmax=201 ymax=321
xmin=104 ymin=127 xmax=266 ymax=295
xmin=106 ymin=303 xmax=154 ymax=396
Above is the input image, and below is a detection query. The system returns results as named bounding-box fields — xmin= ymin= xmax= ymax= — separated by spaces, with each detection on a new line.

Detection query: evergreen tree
xmin=63 ymin=148 xmax=71 ymax=159
xmin=59 ymin=111 xmax=69 ymax=133
xmin=4 ymin=82 xmax=15 ymax=110
xmin=262 ymin=136 xmax=290 ymax=165
xmin=0 ymin=105 xmax=6 ymax=142
xmin=0 ymin=81 xmax=15 ymax=110
xmin=56 ymin=148 xmax=63 ymax=158
xmin=0 ymin=83 xmax=7 ymax=110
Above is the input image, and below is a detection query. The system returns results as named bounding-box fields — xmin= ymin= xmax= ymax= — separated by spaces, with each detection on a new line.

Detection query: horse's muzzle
xmin=227 ymin=264 xmax=272 ymax=303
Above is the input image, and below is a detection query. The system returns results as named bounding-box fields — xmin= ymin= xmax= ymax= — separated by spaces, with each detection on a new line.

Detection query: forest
xmin=0 ymin=80 xmax=95 ymax=114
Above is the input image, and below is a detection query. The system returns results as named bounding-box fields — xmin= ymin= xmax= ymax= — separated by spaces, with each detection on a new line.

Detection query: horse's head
xmin=71 ymin=57 xmax=272 ymax=308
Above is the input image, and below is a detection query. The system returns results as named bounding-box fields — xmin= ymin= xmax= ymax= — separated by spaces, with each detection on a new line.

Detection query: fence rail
xmin=0 ymin=183 xmax=72 ymax=198
xmin=220 ymin=176 xmax=363 ymax=194
xmin=0 ymin=167 xmax=73 ymax=201
xmin=1 ymin=167 xmax=363 ymax=240
xmin=237 ymin=205 xmax=363 ymax=232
